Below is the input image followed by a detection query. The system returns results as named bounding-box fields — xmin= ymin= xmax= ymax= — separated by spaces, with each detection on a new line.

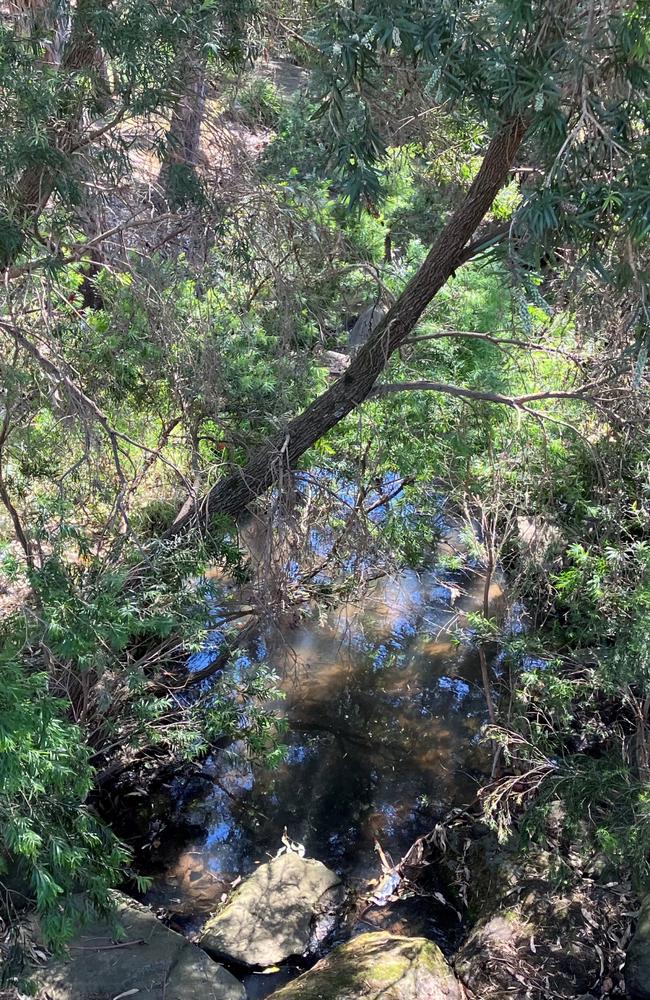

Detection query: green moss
xmin=420 ymin=941 xmax=453 ymax=976
xmin=270 ymin=933 xmax=454 ymax=999
xmin=372 ymin=957 xmax=410 ymax=982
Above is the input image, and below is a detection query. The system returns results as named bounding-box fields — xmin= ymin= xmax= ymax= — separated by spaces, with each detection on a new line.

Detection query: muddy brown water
xmin=136 ymin=547 xmax=496 ymax=997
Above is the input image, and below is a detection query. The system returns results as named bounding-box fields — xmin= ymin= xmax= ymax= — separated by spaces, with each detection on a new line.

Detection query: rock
xmin=33 ymin=894 xmax=245 ymax=1000
xmin=199 ymin=853 xmax=341 ymax=968
xmin=266 ymin=931 xmax=461 ymax=1000
xmin=348 ymin=303 xmax=388 ymax=354
xmin=253 ymin=58 xmax=309 ymax=100
xmin=625 ymin=894 xmax=650 ymax=999
xmin=461 ymin=831 xmax=520 ymax=921
xmin=317 ymin=349 xmax=351 ymax=376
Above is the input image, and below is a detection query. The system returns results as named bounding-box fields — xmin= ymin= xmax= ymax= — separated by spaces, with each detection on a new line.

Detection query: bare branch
xmin=403 ymin=328 xmax=585 ymax=364
xmin=370 ymin=380 xmax=600 ymax=409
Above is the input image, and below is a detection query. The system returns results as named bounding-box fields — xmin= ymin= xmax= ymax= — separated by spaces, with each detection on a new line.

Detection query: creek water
xmin=136 ymin=526 xmax=498 ymax=997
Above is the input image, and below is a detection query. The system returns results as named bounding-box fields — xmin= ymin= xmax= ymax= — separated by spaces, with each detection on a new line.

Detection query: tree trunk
xmin=13 ymin=0 xmax=71 ymax=66
xmin=157 ymin=52 xmax=207 ymax=207
xmin=7 ymin=0 xmax=107 ymax=228
xmin=165 ymin=114 xmax=528 ymax=538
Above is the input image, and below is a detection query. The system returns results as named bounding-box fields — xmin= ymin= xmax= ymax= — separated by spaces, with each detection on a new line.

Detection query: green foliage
xmin=476 ymin=435 xmax=650 ymax=888
xmin=0 ymin=512 xmax=287 ymax=944
xmin=0 ymin=652 xmax=130 ymax=947
xmin=310 ymin=0 xmax=649 ymax=208
xmin=261 ymin=92 xmax=332 ymax=181
xmin=232 ymin=78 xmax=283 ymax=128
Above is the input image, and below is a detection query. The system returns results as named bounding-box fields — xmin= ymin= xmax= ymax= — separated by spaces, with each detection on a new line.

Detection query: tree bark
xmin=157 ymin=52 xmax=207 ymax=207
xmin=7 ymin=0 xmax=108 ymax=227
xmin=165 ymin=114 xmax=528 ymax=538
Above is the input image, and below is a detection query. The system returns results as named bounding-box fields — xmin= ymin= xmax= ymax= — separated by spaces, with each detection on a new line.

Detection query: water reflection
xmin=143 ymin=558 xmax=492 ymax=934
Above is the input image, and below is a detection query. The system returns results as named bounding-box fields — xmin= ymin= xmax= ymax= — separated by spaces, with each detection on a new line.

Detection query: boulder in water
xmin=199 ymin=852 xmax=341 ymax=968
xmin=265 ymin=931 xmax=461 ymax=1000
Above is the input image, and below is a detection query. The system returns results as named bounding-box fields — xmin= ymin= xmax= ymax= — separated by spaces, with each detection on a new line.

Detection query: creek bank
xmin=199 ymin=853 xmax=342 ymax=968
xmin=264 ymin=931 xmax=461 ymax=1000
xmin=32 ymin=893 xmax=245 ymax=1000
xmin=452 ymin=826 xmax=633 ymax=999
xmin=27 ymin=826 xmax=638 ymax=1000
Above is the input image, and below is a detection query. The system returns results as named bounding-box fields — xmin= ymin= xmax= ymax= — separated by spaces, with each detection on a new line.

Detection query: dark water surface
xmin=140 ymin=544 xmax=496 ymax=996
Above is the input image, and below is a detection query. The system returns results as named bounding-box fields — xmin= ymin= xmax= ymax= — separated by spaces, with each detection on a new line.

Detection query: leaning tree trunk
xmin=165 ymin=114 xmax=528 ymax=538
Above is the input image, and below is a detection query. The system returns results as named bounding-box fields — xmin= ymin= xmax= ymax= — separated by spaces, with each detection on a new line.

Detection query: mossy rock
xmin=266 ymin=931 xmax=461 ymax=1000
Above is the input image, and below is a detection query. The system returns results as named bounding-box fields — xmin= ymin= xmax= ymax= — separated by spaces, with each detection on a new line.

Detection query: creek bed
xmin=133 ymin=548 xmax=495 ymax=996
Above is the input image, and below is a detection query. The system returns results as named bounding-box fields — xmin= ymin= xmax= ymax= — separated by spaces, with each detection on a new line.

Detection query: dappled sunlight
xmin=143 ymin=539 xmax=492 ymax=932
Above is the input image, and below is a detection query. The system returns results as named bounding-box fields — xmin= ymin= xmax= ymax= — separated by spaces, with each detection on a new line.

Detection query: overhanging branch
xmin=370 ymin=381 xmax=599 ymax=409
xmin=161 ymin=114 xmax=529 ymax=538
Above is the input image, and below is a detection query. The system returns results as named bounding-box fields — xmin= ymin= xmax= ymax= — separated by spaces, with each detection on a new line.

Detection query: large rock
xmin=33 ymin=894 xmax=244 ymax=1000
xmin=266 ymin=931 xmax=461 ymax=1000
xmin=626 ymin=894 xmax=650 ymax=999
xmin=347 ymin=303 xmax=388 ymax=354
xmin=199 ymin=853 xmax=341 ymax=968
xmin=516 ymin=515 xmax=564 ymax=568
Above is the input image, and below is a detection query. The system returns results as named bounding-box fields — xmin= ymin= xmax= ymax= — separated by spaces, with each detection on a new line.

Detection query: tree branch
xmin=403 ymin=329 xmax=585 ymax=364
xmin=162 ymin=114 xmax=529 ymax=539
xmin=370 ymin=381 xmax=598 ymax=408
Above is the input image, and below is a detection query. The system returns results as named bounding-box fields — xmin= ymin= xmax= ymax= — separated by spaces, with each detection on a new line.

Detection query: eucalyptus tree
xmin=156 ymin=0 xmax=261 ymax=207
xmin=166 ymin=0 xmax=649 ymax=536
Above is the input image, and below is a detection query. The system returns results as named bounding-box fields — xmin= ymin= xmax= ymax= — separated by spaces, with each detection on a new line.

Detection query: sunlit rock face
xmin=199 ymin=853 xmax=341 ymax=968
xmin=265 ymin=931 xmax=462 ymax=1000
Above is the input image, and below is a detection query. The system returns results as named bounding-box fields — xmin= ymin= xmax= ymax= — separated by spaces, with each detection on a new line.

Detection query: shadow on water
xmin=138 ymin=540 xmax=497 ymax=989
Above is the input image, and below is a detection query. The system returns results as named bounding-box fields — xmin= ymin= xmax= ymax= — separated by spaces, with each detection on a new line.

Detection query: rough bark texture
xmin=166 ymin=114 xmax=528 ymax=537
xmin=158 ymin=54 xmax=207 ymax=204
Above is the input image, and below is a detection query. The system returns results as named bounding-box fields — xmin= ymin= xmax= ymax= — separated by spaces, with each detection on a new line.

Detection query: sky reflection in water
xmin=144 ymin=553 xmax=492 ymax=933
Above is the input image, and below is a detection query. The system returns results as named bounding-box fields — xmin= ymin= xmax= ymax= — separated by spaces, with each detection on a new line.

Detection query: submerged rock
xmin=33 ymin=894 xmax=244 ymax=1000
xmin=199 ymin=852 xmax=341 ymax=968
xmin=265 ymin=931 xmax=461 ymax=1000
xmin=625 ymin=894 xmax=650 ymax=999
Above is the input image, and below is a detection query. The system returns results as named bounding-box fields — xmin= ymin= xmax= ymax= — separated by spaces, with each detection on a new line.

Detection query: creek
xmin=130 ymin=515 xmax=501 ymax=998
